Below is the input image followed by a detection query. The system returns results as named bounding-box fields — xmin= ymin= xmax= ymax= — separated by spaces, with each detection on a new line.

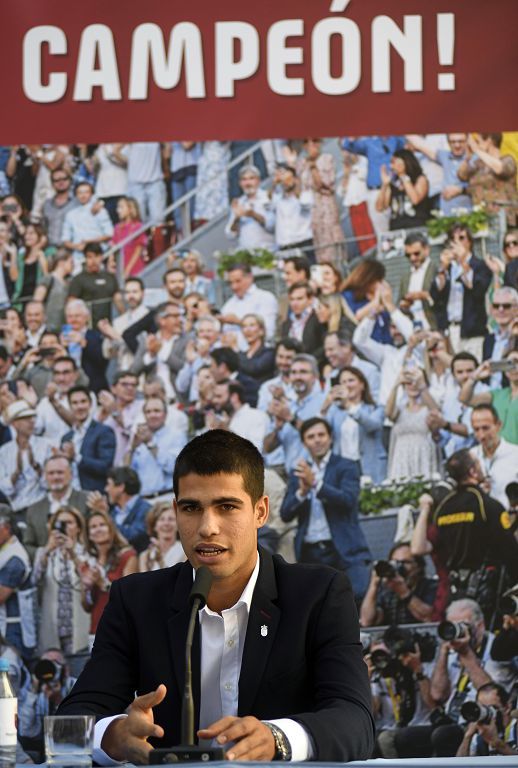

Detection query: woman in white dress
xmin=138 ymin=502 xmax=185 ymax=572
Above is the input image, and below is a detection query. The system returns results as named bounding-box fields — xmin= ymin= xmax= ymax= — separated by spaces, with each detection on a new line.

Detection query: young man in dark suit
xmin=61 ymin=385 xmax=116 ymax=491
xmin=59 ymin=430 xmax=374 ymax=764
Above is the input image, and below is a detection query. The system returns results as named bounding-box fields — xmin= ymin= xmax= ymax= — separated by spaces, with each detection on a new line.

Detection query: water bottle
xmin=0 ymin=658 xmax=17 ymax=768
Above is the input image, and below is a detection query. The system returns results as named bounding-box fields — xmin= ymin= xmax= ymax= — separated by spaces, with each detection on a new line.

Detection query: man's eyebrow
xmin=177 ymin=496 xmax=244 ymax=506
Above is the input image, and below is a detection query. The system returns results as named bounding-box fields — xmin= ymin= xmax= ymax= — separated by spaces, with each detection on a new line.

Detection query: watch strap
xmin=265 ymin=723 xmax=292 ymax=761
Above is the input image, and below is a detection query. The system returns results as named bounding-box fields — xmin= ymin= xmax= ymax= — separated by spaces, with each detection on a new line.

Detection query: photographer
xmin=360 ymin=542 xmax=436 ymax=627
xmin=393 ymin=598 xmax=511 ymax=757
xmin=18 ymin=647 xmax=76 ymax=755
xmin=491 ymin=588 xmax=518 ymax=669
xmin=456 ymin=682 xmax=517 ymax=756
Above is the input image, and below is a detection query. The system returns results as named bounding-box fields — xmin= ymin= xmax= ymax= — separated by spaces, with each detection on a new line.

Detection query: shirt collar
xmin=200 ymin=552 xmax=260 ymax=617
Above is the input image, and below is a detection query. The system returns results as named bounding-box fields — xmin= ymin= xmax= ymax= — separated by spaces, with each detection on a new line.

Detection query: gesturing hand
xmin=197 ymin=716 xmax=275 ymax=761
xmin=101 ymin=684 xmax=167 ymax=764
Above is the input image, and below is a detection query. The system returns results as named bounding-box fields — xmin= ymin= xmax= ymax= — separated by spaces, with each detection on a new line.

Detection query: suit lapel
xmin=238 ymin=550 xmax=280 ymax=716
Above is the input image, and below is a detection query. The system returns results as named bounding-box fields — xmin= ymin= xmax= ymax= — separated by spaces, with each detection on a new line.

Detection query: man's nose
xmin=198 ymin=508 xmax=220 ymax=537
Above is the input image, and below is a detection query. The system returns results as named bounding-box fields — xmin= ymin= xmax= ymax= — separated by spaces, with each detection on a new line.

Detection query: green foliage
xmin=426 ymin=205 xmax=490 ymax=239
xmin=216 ymin=248 xmax=276 ymax=277
xmin=359 ymin=477 xmax=432 ymax=516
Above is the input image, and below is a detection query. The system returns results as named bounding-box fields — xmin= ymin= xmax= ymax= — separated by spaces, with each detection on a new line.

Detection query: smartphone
xmin=39 ymin=347 xmax=56 ymax=358
xmin=489 ymin=359 xmax=517 ymax=374
xmin=61 ymin=323 xmax=72 ymax=342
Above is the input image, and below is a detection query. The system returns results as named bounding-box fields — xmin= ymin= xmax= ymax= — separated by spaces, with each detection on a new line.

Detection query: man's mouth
xmin=195 ymin=545 xmax=227 ymax=558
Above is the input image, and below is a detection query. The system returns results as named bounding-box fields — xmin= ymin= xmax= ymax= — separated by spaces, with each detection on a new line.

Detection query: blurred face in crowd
xmin=503 ymin=232 xmax=518 ymax=261
xmin=143 ymin=397 xmax=167 ymax=432
xmin=275 ymin=344 xmax=296 ymax=376
xmin=53 ymin=360 xmax=77 ymax=394
xmin=282 ymin=260 xmax=307 ymax=288
xmin=389 ymin=323 xmax=406 ymax=348
xmin=184 ymin=294 xmax=203 ymax=322
xmin=280 ymin=167 xmax=297 ymax=193
xmin=324 ymin=334 xmax=352 ymax=369
xmin=339 ymin=369 xmax=364 ymax=403
xmin=112 ymin=375 xmax=138 ymax=406
xmin=506 ymin=351 xmax=518 ymax=383
xmin=24 ymin=224 xmax=40 ymax=249
xmin=105 ymin=477 xmax=124 ymax=506
xmin=164 ymin=270 xmax=186 ymax=300
xmin=0 ymin=355 xmax=12 ymax=379
xmin=241 ymin=315 xmax=264 ymax=346
xmin=157 ymin=304 xmax=183 ymax=337
xmin=116 ymin=198 xmax=130 ymax=220
xmin=450 ymin=227 xmax=471 ymax=256
xmin=75 ymin=183 xmax=93 ymax=205
xmin=302 ymin=422 xmax=332 ymax=461
xmin=239 ymin=171 xmax=260 ymax=197
xmin=65 ymin=304 xmax=89 ymax=332
xmin=228 ymin=268 xmax=253 ymax=299
xmin=143 ymin=380 xmax=166 ymax=401
xmin=197 ymin=368 xmax=215 ymax=401
xmin=45 ymin=457 xmax=72 ymax=494
xmin=471 ymin=409 xmax=502 ymax=453
xmin=476 ymin=688 xmax=510 ymax=725
xmin=124 ymin=280 xmax=144 ymax=310
xmin=24 ymin=301 xmax=45 ymax=332
xmin=88 ymin=514 xmax=112 ymax=548
xmin=212 ymin=382 xmax=230 ymax=411
xmin=491 ymin=289 xmax=518 ymax=329
xmin=447 ymin=133 xmax=468 ymax=157
xmin=197 ymin=319 xmax=220 ymax=347
xmin=68 ymin=391 xmax=92 ymax=425
xmin=6 ymin=309 xmax=23 ymax=333
xmin=182 ymin=253 xmax=200 ymax=277
xmin=154 ymin=507 xmax=178 ymax=541
xmin=404 ymin=240 xmax=429 ymax=269
xmin=452 ymin=358 xmax=476 ymax=386
xmin=85 ymin=250 xmax=103 ymax=274
xmin=390 ymin=544 xmax=419 ymax=582
xmin=51 ymin=171 xmax=72 ymax=195
xmin=288 ymin=287 xmax=312 ymax=318
xmin=290 ymin=360 xmax=316 ymax=397
xmin=320 ymin=264 xmax=340 ymax=295
xmin=12 ymin=414 xmax=35 ymax=440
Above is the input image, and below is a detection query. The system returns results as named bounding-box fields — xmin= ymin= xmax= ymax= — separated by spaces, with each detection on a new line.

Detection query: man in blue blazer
xmin=61 ymin=385 xmax=116 ymax=491
xmin=280 ymin=417 xmax=371 ymax=601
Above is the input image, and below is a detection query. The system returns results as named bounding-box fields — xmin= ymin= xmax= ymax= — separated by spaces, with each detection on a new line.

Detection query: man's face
xmin=75 ymin=184 xmax=93 ymax=205
xmin=174 ymin=472 xmax=268 ymax=592
xmin=105 ymin=477 xmax=124 ymax=505
xmin=228 ymin=269 xmax=252 ymax=299
xmin=391 ymin=545 xmax=418 ymax=581
xmin=303 ymin=423 xmax=332 ymax=461
xmin=288 ymin=288 xmax=311 ymax=317
xmin=275 ymin=345 xmax=296 ymax=375
xmin=124 ymin=282 xmax=144 ymax=310
xmin=85 ymin=251 xmax=103 ymax=274
xmin=471 ymin=410 xmax=501 ymax=451
xmin=165 ymin=271 xmax=186 ymax=300
xmin=13 ymin=415 xmax=35 ymax=439
xmin=452 ymin=359 xmax=476 ymax=386
xmin=281 ymin=168 xmax=297 ymax=192
xmin=51 ymin=172 xmax=72 ymax=195
xmin=144 ymin=398 xmax=167 ymax=432
xmin=68 ymin=392 xmax=91 ymax=424
xmin=157 ymin=305 xmax=183 ymax=336
xmin=65 ymin=307 xmax=87 ymax=331
xmin=112 ymin=376 xmax=138 ymax=405
xmin=389 ymin=323 xmax=405 ymax=348
xmin=25 ymin=303 xmax=45 ymax=332
xmin=290 ymin=361 xmax=316 ymax=396
xmin=447 ymin=604 xmax=484 ymax=647
xmin=53 ymin=362 xmax=77 ymax=394
xmin=324 ymin=336 xmax=350 ymax=368
xmin=212 ymin=383 xmax=230 ymax=410
xmin=282 ymin=261 xmax=306 ymax=288
xmin=491 ymin=291 xmax=517 ymax=329
xmin=404 ymin=242 xmax=429 ymax=269
xmin=239 ymin=172 xmax=260 ymax=197
xmin=197 ymin=321 xmax=219 ymax=346
xmin=45 ymin=458 xmax=72 ymax=493
xmin=447 ymin=134 xmax=468 ymax=157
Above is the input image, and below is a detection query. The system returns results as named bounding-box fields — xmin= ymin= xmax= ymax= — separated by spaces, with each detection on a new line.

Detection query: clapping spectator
xmin=180 ymin=249 xmax=214 ymax=304
xmin=225 ymin=164 xmax=274 ymax=250
xmin=61 ymin=299 xmax=108 ymax=393
xmin=87 ymin=467 xmax=150 ymax=553
xmin=61 ymin=182 xmax=113 ymax=272
xmin=483 ymin=287 xmax=518 ymax=387
xmin=271 ymin=164 xmax=314 ymax=259
xmin=236 ymin=314 xmax=275 ymax=407
xmin=342 ymin=259 xmax=392 ymax=344
xmin=280 ymin=283 xmax=327 ymax=364
xmin=138 ymin=502 xmax=185 ymax=572
xmin=112 ymin=197 xmax=147 ymax=278
xmin=376 ymin=149 xmax=429 ymax=230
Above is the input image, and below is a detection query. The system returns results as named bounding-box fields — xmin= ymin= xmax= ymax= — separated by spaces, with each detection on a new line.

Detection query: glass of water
xmin=44 ymin=715 xmax=95 ymax=767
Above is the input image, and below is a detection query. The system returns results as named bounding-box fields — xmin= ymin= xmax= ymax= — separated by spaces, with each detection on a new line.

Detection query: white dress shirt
xmin=224 ymin=190 xmax=275 ymax=250
xmin=229 ymin=404 xmax=270 ymax=453
xmin=407 ymin=257 xmax=431 ymax=328
xmin=471 ymin=439 xmax=518 ymax=506
xmin=220 ymin=284 xmax=278 ymax=348
xmin=271 ymin=190 xmax=313 ymax=247
xmin=93 ymin=556 xmax=312 ymax=764
xmin=0 ymin=436 xmax=51 ymax=511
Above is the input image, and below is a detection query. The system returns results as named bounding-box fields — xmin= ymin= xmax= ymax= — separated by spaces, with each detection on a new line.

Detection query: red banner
xmin=2 ymin=0 xmax=517 ymax=142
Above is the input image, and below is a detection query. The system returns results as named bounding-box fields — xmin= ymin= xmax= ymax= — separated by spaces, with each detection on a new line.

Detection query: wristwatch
xmin=265 ymin=723 xmax=292 ymax=761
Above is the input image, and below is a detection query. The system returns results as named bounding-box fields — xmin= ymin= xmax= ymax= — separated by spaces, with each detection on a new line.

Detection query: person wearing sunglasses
xmin=482 ymin=287 xmax=518 ymax=386
xmin=503 ymin=230 xmax=518 ymax=290
xmin=399 ymin=231 xmax=437 ymax=330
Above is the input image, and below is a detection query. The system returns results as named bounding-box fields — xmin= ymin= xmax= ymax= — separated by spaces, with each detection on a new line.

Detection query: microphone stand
xmin=149 ymin=567 xmax=226 ymax=764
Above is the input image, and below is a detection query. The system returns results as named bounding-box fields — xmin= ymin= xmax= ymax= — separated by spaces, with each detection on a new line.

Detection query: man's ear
xmin=255 ymin=495 xmax=269 ymax=529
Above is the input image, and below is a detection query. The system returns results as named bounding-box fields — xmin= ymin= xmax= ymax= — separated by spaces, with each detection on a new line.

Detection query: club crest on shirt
xmin=261 ymin=625 xmax=268 ymax=637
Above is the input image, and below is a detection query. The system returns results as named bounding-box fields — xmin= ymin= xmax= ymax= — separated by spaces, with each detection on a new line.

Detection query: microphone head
xmin=189 ymin=566 xmax=213 ymax=609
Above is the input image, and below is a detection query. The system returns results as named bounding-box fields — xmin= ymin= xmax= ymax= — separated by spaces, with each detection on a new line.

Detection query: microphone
xmin=150 ymin=566 xmax=225 ymax=764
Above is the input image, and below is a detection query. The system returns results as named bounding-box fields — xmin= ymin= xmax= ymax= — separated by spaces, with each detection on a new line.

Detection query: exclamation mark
xmin=437 ymin=13 xmax=455 ymax=91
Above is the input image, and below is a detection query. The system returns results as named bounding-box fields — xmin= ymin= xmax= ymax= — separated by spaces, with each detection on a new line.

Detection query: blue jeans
xmin=128 ymin=179 xmax=166 ymax=225
xmin=171 ymin=173 xmax=197 ymax=232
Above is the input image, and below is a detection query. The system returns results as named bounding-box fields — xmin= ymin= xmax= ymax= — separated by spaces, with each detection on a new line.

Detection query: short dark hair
xmin=445 ymin=449 xmax=476 ymax=484
xmin=107 ymin=466 xmax=141 ymax=496
xmin=228 ymin=381 xmax=245 ymax=404
xmin=276 ymin=337 xmax=303 ymax=354
xmin=227 ymin=263 xmax=252 ymax=276
xmin=84 ymin=242 xmax=103 ymax=256
xmin=283 ymin=255 xmax=311 ymax=280
xmin=288 ymin=281 xmax=313 ymax=297
xmin=0 ymin=345 xmax=11 ymax=362
xmin=404 ymin=231 xmax=429 ymax=248
xmin=448 ymin=223 xmax=474 ymax=247
xmin=53 ymin=355 xmax=77 ymax=371
xmin=67 ymin=384 xmax=91 ymax=402
xmin=477 ymin=681 xmax=509 ymax=707
xmin=300 ymin=417 xmax=332 ymax=440
xmin=163 ymin=267 xmax=186 ymax=282
xmin=112 ymin=370 xmax=138 ymax=386
xmin=471 ymin=403 xmax=501 ymax=423
xmin=173 ymin=429 xmax=264 ymax=504
xmin=451 ymin=351 xmax=478 ymax=372
xmin=211 ymin=347 xmax=239 ymax=373
xmin=125 ymin=277 xmax=144 ymax=290
xmin=75 ymin=181 xmax=94 ymax=193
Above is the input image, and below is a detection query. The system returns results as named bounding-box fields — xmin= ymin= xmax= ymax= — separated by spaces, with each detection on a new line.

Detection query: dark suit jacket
xmin=130 ymin=333 xmax=192 ymax=402
xmin=280 ymin=454 xmax=371 ymax=565
xmin=111 ymin=495 xmax=151 ymax=552
xmin=62 ymin=420 xmax=116 ymax=492
xmin=280 ymin=312 xmax=327 ymax=364
xmin=58 ymin=550 xmax=375 ymax=761
xmin=430 ymin=256 xmax=492 ymax=338
xmin=398 ymin=260 xmax=437 ymax=329
xmin=79 ymin=329 xmax=109 ymax=393
xmin=23 ymin=488 xmax=90 ymax=560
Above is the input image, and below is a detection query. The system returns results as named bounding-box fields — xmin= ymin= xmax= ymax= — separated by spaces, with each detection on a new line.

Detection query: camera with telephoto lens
xmin=33 ymin=658 xmax=63 ymax=685
xmin=53 ymin=520 xmax=67 ymax=535
xmin=461 ymin=701 xmax=502 ymax=727
xmin=438 ymin=620 xmax=470 ymax=642
xmin=371 ymin=627 xmax=437 ymax=678
xmin=374 ymin=559 xmax=408 ymax=579
xmin=500 ymin=594 xmax=518 ymax=617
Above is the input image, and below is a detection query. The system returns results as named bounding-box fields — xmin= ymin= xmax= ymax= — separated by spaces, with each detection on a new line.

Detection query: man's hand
xmin=61 ymin=441 xmax=75 ymax=461
xmin=294 ymin=459 xmax=315 ymax=496
xmin=101 ymin=685 xmax=166 ymax=764
xmin=146 ymin=334 xmax=162 ymax=356
xmin=87 ymin=490 xmax=109 ymax=515
xmin=197 ymin=716 xmax=275 ymax=761
xmin=442 ymin=185 xmax=463 ymax=201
